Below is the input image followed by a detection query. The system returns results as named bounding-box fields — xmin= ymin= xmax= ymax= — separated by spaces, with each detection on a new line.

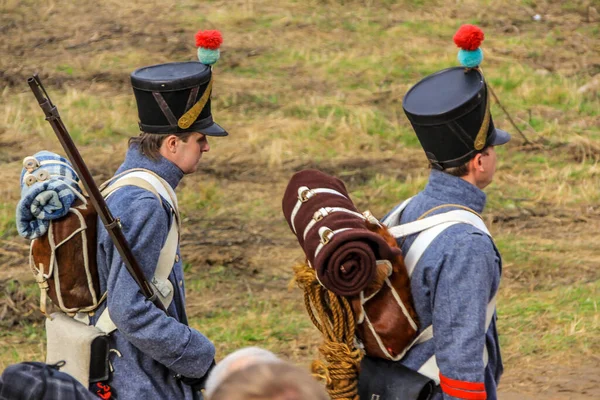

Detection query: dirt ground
xmin=1 ymin=0 xmax=599 ymax=399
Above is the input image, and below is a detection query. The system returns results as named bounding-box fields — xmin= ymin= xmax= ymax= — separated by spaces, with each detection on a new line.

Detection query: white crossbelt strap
xmin=388 ymin=202 xmax=496 ymax=384
xmin=151 ymin=216 xmax=178 ymax=307
xmin=389 ymin=209 xmax=490 ymax=239
xmin=403 ymin=221 xmax=460 ymax=278
xmin=381 ymin=196 xmax=414 ymax=227
xmin=101 ymin=168 xmax=179 ymax=223
xmin=95 ymin=170 xmax=180 ymax=334
xmin=393 ymin=210 xmax=490 ymax=278
xmin=95 ymin=307 xmax=116 ymax=334
xmin=120 ymin=171 xmax=178 ymax=212
xmin=118 ymin=172 xmax=180 ymax=306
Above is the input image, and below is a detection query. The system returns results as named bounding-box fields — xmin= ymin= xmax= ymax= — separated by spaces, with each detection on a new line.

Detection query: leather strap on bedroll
xmin=358 ymin=356 xmax=438 ymax=400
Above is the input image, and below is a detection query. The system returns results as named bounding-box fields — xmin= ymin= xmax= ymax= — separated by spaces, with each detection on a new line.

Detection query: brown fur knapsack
xmin=29 ymin=198 xmax=103 ymax=315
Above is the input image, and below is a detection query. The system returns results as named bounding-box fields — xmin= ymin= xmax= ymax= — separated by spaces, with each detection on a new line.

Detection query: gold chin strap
xmin=177 ymin=77 xmax=213 ymax=129
xmin=473 ymin=66 xmax=491 ymax=151
xmin=474 ymin=86 xmax=491 ymax=150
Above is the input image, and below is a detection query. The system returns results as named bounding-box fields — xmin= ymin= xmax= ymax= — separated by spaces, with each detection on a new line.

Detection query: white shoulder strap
xmin=95 ymin=307 xmax=117 ymax=334
xmin=381 ymin=196 xmax=414 ymax=227
xmin=120 ymin=171 xmax=178 ymax=213
xmin=396 ymin=210 xmax=490 ymax=278
xmin=151 ymin=215 xmax=178 ymax=308
xmin=101 ymin=168 xmax=178 ymax=216
xmin=404 ymin=221 xmax=461 ymax=278
xmin=389 ymin=209 xmax=490 ymax=239
xmin=95 ymin=217 xmax=178 ymax=336
xmin=95 ymin=169 xmax=180 ymax=334
xmin=102 ymin=176 xmax=161 ymax=204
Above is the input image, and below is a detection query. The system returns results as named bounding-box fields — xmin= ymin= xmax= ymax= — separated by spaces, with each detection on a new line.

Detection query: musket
xmin=27 ymin=74 xmax=167 ymax=314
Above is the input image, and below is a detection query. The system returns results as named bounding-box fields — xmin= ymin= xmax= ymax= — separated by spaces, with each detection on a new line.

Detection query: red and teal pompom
xmin=195 ymin=30 xmax=223 ymax=50
xmin=453 ymin=24 xmax=484 ymax=51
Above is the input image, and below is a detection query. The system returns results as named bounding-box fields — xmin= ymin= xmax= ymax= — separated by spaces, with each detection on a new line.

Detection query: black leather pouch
xmin=358 ymin=356 xmax=437 ymax=400
xmin=89 ymin=335 xmax=110 ymax=383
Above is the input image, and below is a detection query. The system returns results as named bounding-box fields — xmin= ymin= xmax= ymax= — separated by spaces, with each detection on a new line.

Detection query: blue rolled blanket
xmin=16 ymin=151 xmax=83 ymax=240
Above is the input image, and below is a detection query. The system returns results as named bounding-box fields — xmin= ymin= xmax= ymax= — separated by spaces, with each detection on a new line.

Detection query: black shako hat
xmin=131 ymin=61 xmax=227 ymax=136
xmin=402 ymin=25 xmax=510 ymax=170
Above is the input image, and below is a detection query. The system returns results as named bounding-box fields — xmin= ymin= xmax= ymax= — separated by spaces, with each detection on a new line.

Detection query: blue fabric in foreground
xmin=0 ymin=362 xmax=95 ymax=400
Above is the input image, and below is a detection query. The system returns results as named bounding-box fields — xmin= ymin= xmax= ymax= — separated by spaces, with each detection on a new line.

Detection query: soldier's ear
xmin=164 ymin=135 xmax=179 ymax=153
xmin=471 ymin=153 xmax=484 ymax=172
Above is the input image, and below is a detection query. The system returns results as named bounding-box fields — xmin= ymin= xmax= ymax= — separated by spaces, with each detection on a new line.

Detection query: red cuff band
xmin=440 ymin=384 xmax=486 ymax=400
xmin=439 ymin=373 xmax=486 ymax=400
xmin=439 ymin=373 xmax=485 ymax=391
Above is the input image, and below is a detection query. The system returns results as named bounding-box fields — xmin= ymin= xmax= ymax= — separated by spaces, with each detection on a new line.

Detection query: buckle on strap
xmin=319 ymin=227 xmax=334 ymax=245
xmin=362 ymin=210 xmax=381 ymax=226
xmin=313 ymin=208 xmax=330 ymax=222
xmin=152 ymin=277 xmax=173 ymax=298
xmin=298 ymin=186 xmax=313 ymax=202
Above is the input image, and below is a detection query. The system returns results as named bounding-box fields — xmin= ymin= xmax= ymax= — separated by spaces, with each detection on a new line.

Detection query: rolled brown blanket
xmin=282 ymin=169 xmax=401 ymax=296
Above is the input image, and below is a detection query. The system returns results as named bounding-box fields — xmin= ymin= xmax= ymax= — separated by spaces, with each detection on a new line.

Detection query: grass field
xmin=1 ymin=0 xmax=599 ymax=398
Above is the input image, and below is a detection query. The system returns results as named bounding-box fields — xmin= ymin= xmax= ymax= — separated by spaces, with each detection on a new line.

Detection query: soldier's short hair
xmin=209 ymin=362 xmax=329 ymax=400
xmin=444 ymin=160 xmax=471 ymax=177
xmin=129 ymin=132 xmax=195 ymax=160
xmin=443 ymin=146 xmax=491 ymax=178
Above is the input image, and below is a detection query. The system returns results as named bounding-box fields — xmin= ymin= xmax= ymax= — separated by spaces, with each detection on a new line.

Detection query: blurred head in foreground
xmin=208 ymin=361 xmax=329 ymax=400
xmin=204 ymin=347 xmax=282 ymax=398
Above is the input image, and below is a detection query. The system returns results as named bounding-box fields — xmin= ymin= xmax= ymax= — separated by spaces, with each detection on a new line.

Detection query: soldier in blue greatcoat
xmin=91 ymin=31 xmax=228 ymax=400
xmin=361 ymin=25 xmax=510 ymax=400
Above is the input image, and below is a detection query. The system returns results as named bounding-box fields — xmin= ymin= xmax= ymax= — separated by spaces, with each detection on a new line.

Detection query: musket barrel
xmin=27 ymin=77 xmax=47 ymax=104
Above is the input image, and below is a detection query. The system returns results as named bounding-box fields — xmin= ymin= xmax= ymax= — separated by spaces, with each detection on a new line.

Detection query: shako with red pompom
xmin=195 ymin=30 xmax=223 ymax=65
xmin=453 ymin=24 xmax=484 ymax=68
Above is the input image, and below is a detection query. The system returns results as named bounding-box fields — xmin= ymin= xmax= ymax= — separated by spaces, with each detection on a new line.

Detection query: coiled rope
xmin=293 ymin=262 xmax=362 ymax=400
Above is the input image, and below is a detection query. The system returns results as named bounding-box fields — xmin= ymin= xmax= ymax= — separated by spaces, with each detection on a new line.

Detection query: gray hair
xmin=204 ymin=347 xmax=282 ymax=398
xmin=208 ymin=361 xmax=329 ymax=400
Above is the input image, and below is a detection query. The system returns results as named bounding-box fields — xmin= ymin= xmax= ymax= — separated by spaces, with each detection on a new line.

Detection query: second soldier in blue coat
xmin=364 ymin=25 xmax=510 ymax=400
xmin=91 ymin=30 xmax=227 ymax=400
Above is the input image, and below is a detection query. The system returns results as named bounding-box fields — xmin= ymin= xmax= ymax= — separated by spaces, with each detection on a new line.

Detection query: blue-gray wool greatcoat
xmin=384 ymin=169 xmax=503 ymax=400
xmin=91 ymin=144 xmax=215 ymax=400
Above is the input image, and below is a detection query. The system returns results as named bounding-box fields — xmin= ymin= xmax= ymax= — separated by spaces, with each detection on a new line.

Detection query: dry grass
xmin=0 ymin=0 xmax=599 ymax=397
